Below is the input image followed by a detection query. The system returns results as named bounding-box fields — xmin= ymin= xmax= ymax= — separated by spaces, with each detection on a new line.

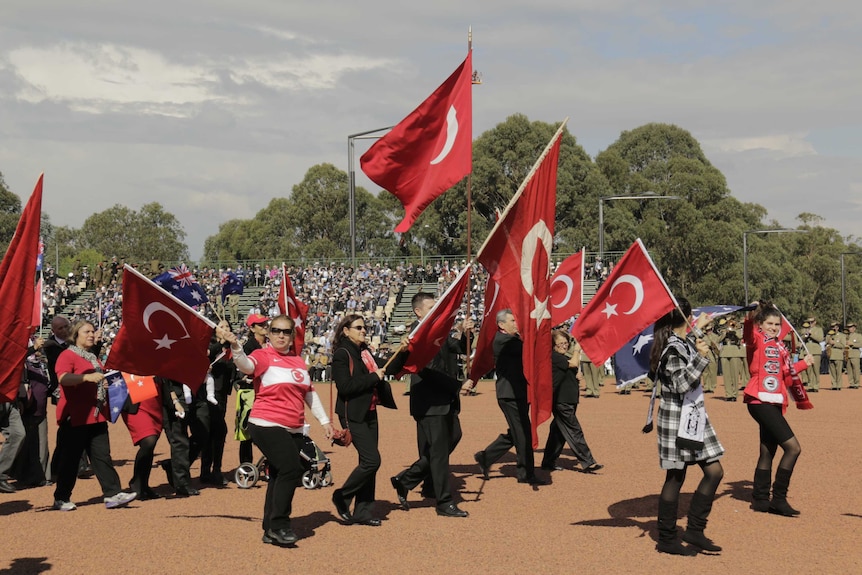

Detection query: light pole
xmin=598 ymin=193 xmax=681 ymax=262
xmin=841 ymin=252 xmax=862 ymax=326
xmin=348 ymin=126 xmax=393 ymax=267
xmin=743 ymin=229 xmax=808 ymax=304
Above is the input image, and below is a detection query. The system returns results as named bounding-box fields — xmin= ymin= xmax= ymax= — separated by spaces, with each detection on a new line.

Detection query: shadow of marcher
xmin=0 ymin=557 xmax=51 ymax=574
xmin=717 ymin=479 xmax=751 ymax=505
xmin=573 ymin=493 xmax=694 ymax=544
xmin=0 ymin=500 xmax=33 ymax=516
xmin=293 ymin=509 xmax=356 ymax=538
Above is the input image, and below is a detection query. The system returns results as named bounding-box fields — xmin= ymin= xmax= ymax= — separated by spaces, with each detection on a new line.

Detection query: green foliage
xmin=79 ymin=203 xmax=189 ymax=263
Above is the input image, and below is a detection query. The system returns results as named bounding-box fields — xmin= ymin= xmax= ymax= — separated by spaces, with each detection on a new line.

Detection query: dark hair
xmin=551 ymin=329 xmax=570 ymax=345
xmin=333 ymin=313 xmax=364 ymax=347
xmin=649 ymin=297 xmax=691 ymax=373
xmin=753 ymin=301 xmax=781 ymax=325
xmin=411 ymin=292 xmax=434 ymax=310
xmin=269 ymin=314 xmax=294 ymax=329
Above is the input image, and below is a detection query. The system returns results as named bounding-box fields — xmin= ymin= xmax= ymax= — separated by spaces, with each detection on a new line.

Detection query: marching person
xmin=847 ymin=323 xmax=861 ymax=389
xmin=800 ymin=317 xmax=824 ymax=392
xmin=122 ymin=384 xmax=163 ymax=500
xmin=825 ymin=322 xmax=846 ymax=390
xmin=743 ymin=302 xmax=813 ymax=516
xmin=200 ymin=320 xmax=236 ymax=487
xmin=649 ymin=299 xmax=723 ymax=555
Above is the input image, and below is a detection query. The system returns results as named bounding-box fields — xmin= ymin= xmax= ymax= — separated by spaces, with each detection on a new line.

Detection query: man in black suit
xmin=391 ymin=293 xmax=472 ymax=517
xmin=474 ymin=309 xmax=546 ymax=485
xmin=43 ymin=315 xmax=71 ymax=481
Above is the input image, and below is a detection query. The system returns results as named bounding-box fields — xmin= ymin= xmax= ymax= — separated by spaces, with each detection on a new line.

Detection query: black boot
xmin=682 ymin=492 xmax=722 ymax=552
xmin=769 ymin=467 xmax=800 ymax=516
xmin=751 ymin=468 xmax=771 ymax=513
xmin=656 ymin=499 xmax=698 ymax=556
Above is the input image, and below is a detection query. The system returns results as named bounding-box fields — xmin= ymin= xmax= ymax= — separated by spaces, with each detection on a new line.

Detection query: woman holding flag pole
xmin=649 ymin=298 xmax=724 ymax=556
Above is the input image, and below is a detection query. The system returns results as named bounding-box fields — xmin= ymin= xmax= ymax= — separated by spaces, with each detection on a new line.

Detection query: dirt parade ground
xmin=1 ymin=374 xmax=861 ymax=575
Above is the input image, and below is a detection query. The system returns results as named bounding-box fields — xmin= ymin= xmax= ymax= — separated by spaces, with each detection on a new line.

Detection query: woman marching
xmin=742 ymin=302 xmax=813 ymax=516
xmin=649 ymin=298 xmax=724 ymax=556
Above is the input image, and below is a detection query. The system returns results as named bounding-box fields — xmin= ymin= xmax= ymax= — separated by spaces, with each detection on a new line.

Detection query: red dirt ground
xmin=1 ymin=374 xmax=860 ymax=575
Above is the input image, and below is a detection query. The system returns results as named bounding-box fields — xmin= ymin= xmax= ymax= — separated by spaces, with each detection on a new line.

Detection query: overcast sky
xmin=1 ymin=1 xmax=859 ymax=259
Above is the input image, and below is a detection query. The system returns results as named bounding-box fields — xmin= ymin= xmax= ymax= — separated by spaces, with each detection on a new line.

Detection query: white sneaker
xmin=104 ymin=491 xmax=137 ymax=509
xmin=53 ymin=500 xmax=77 ymax=511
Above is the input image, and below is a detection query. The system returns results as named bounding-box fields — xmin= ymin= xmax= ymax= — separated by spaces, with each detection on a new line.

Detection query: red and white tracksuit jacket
xmin=743 ymin=318 xmax=812 ymax=412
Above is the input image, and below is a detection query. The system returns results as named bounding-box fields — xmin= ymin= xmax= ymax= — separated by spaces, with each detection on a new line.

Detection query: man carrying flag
xmin=361 ymin=51 xmax=472 ymax=233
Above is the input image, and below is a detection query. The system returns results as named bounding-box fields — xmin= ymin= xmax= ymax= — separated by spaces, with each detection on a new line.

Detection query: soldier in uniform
xmin=846 ymin=323 xmax=861 ymax=389
xmin=578 ymin=341 xmax=603 ymax=399
xmin=719 ymin=319 xmax=745 ymax=401
xmin=702 ymin=323 xmax=721 ymax=393
xmin=826 ymin=322 xmax=846 ymax=390
xmin=800 ymin=317 xmax=824 ymax=392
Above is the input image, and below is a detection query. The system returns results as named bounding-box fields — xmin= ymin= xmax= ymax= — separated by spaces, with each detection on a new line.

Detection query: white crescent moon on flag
xmin=484 ymin=282 xmax=500 ymax=319
xmin=609 ymin=274 xmax=644 ymax=315
xmin=142 ymin=302 xmax=191 ymax=339
xmin=551 ymin=275 xmax=574 ymax=309
xmin=430 ymin=105 xmax=458 ymax=165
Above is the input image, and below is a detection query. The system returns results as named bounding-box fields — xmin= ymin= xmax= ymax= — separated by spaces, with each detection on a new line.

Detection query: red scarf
xmin=360 ymin=349 xmax=380 ymax=411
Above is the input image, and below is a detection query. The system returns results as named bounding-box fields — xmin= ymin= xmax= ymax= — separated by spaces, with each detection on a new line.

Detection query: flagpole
xmin=464 ymin=27 xmax=474 ymax=378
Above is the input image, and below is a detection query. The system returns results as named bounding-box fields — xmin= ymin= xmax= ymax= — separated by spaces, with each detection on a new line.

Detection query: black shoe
xmin=474 ymin=451 xmax=490 ymax=480
xmin=681 ymin=529 xmax=722 ymax=552
xmin=436 ymin=503 xmax=468 ymax=518
xmin=0 ymin=479 xmax=17 ymax=493
xmin=391 ymin=476 xmax=409 ymax=510
xmin=201 ymin=473 xmax=228 ymax=487
xmin=353 ymin=518 xmax=382 ymax=527
xmin=580 ymin=463 xmax=604 ymax=474
xmin=518 ymin=476 xmax=549 ymax=485
xmin=332 ymin=489 xmax=352 ymax=522
xmin=138 ymin=487 xmax=162 ymax=501
xmin=264 ymin=528 xmax=298 ymax=546
xmin=656 ymin=540 xmax=698 ymax=556
xmin=175 ymin=486 xmax=200 ymax=497
xmin=540 ymin=464 xmax=563 ymax=471
xmin=768 ymin=499 xmax=801 ymax=517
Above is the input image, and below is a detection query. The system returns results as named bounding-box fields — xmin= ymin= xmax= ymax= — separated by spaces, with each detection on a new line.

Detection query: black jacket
xmin=493 ymin=332 xmax=529 ymax=402
xmin=332 ymin=339 xmax=405 ymax=423
xmin=410 ymin=331 xmax=466 ymax=418
xmin=551 ymin=351 xmax=580 ymax=405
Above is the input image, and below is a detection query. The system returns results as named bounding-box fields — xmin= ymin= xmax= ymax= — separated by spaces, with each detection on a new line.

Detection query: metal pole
xmin=348 ymin=137 xmax=356 ymax=267
xmin=743 ymin=232 xmax=749 ymax=305
xmin=598 ymin=197 xmax=604 ymax=263
xmin=841 ymin=253 xmax=847 ymax=327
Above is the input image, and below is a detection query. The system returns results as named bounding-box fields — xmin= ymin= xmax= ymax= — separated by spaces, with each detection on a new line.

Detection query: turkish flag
xmin=572 ymin=238 xmax=678 ymax=366
xmin=550 ymin=250 xmax=584 ymax=325
xmin=277 ymin=264 xmax=309 ymax=356
xmin=0 ymin=174 xmax=42 ymax=402
xmin=106 ymin=265 xmax=215 ymax=392
xmin=123 ymin=372 xmax=159 ymax=404
xmin=476 ymin=123 xmax=565 ymax=447
xmin=401 ymin=266 xmax=470 ymax=374
xmin=360 ymin=51 xmax=472 ymax=233
xmin=469 ymin=275 xmax=505 ymax=382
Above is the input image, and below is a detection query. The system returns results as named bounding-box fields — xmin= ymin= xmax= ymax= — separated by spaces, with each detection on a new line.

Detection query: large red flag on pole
xmin=277 ymin=264 xmax=309 ymax=356
xmin=476 ymin=120 xmax=567 ymax=448
xmin=106 ymin=265 xmax=216 ymax=392
xmin=468 ymin=274 xmax=504 ymax=382
xmin=401 ymin=265 xmax=470 ymax=374
xmin=572 ymin=238 xmax=678 ymax=366
xmin=0 ymin=175 xmax=43 ymax=402
xmin=360 ymin=51 xmax=473 ymax=233
xmin=550 ymin=249 xmax=584 ymax=326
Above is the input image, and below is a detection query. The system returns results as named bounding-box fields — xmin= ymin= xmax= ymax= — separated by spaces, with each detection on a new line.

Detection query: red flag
xmin=360 ymin=51 xmax=473 ymax=233
xmin=402 ymin=266 xmax=470 ymax=374
xmin=277 ymin=264 xmax=309 ymax=356
xmin=572 ymin=238 xmax=678 ymax=366
xmin=0 ymin=175 xmax=42 ymax=402
xmin=106 ymin=265 xmax=215 ymax=392
xmin=550 ymin=250 xmax=584 ymax=325
xmin=123 ymin=372 xmax=159 ymax=404
xmin=476 ymin=122 xmax=566 ymax=448
xmin=469 ymin=275 xmax=504 ymax=382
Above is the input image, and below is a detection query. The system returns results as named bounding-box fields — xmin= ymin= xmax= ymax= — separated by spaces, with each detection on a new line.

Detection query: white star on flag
xmin=632 ymin=334 xmax=653 ymax=354
xmin=602 ymin=302 xmax=619 ymax=318
xmin=154 ymin=334 xmax=177 ymax=349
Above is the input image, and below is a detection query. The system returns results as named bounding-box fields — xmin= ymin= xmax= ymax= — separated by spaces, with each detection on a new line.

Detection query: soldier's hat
xmin=806 ymin=317 xmax=816 ymax=323
xmin=802 ymin=321 xmax=811 ymax=328
xmin=830 ymin=321 xmax=840 ymax=328
xmin=718 ymin=317 xmax=728 ymax=326
xmin=849 ymin=322 xmax=857 ymax=328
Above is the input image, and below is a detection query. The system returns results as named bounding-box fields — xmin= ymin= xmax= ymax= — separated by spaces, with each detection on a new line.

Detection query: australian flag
xmin=612 ymin=325 xmax=654 ymax=389
xmin=153 ymin=264 xmax=208 ymax=308
xmin=693 ymin=304 xmax=749 ymax=318
xmin=105 ymin=370 xmax=129 ymax=423
xmin=220 ymin=271 xmax=244 ymax=303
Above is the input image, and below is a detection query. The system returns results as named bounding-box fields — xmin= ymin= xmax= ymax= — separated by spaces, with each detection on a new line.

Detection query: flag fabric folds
xmin=402 ymin=266 xmax=470 ymax=374
xmin=572 ymin=238 xmax=678 ymax=367
xmin=106 ymin=265 xmax=215 ymax=392
xmin=476 ymin=121 xmax=566 ymax=447
xmin=153 ymin=264 xmax=208 ymax=308
xmin=550 ymin=250 xmax=584 ymax=326
xmin=612 ymin=325 xmax=655 ymax=389
xmin=468 ymin=275 xmax=504 ymax=382
xmin=123 ymin=372 xmax=159 ymax=404
xmin=360 ymin=51 xmax=473 ymax=233
xmin=277 ymin=264 xmax=309 ymax=356
xmin=0 ymin=175 xmax=42 ymax=402
xmin=220 ymin=271 xmax=244 ymax=303
xmin=105 ymin=370 xmax=130 ymax=423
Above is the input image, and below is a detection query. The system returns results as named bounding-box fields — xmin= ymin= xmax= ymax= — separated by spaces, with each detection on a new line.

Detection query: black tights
xmin=660 ymin=460 xmax=724 ymax=504
xmin=756 ymin=436 xmax=800 ymax=473
xmin=130 ymin=435 xmax=158 ymax=492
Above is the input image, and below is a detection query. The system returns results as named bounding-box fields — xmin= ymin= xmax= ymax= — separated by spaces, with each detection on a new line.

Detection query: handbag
xmin=329 ymin=349 xmax=353 ymax=447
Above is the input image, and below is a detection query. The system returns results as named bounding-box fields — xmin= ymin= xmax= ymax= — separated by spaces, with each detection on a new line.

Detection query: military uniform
xmin=702 ymin=327 xmax=721 ymax=393
xmin=847 ymin=323 xmax=861 ymax=389
xmin=580 ymin=358 xmax=603 ymax=399
xmin=719 ymin=324 xmax=746 ymax=401
xmin=826 ymin=323 xmax=846 ymax=390
xmin=801 ymin=318 xmax=824 ymax=392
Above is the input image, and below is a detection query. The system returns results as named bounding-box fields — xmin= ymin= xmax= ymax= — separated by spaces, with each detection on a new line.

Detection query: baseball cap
xmin=246 ymin=314 xmax=268 ymax=327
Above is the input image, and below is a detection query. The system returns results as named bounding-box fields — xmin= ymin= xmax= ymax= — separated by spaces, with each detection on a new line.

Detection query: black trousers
xmin=483 ymin=398 xmax=534 ymax=481
xmin=541 ymin=402 xmax=596 ymax=468
xmin=248 ymin=424 xmax=305 ymax=532
xmin=338 ymin=412 xmax=379 ymax=522
xmin=162 ymin=400 xmax=210 ymax=490
xmin=200 ymin=401 xmax=228 ymax=476
xmin=53 ymin=421 xmax=121 ymax=501
xmin=398 ymin=412 xmax=461 ymax=508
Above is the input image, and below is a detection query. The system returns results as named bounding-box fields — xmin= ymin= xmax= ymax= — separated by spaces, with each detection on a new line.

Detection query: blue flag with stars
xmin=153 ymin=264 xmax=208 ymax=308
xmin=612 ymin=325 xmax=654 ymax=389
xmin=220 ymin=271 xmax=244 ymax=303
xmin=105 ymin=370 xmax=129 ymax=423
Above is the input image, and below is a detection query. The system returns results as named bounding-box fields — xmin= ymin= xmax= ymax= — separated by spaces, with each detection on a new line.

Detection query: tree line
xmin=1 ymin=116 xmax=860 ymax=323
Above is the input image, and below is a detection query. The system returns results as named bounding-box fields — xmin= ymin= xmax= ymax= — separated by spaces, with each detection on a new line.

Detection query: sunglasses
xmin=350 ymin=325 xmax=367 ymax=331
xmin=269 ymin=327 xmax=294 ymax=335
